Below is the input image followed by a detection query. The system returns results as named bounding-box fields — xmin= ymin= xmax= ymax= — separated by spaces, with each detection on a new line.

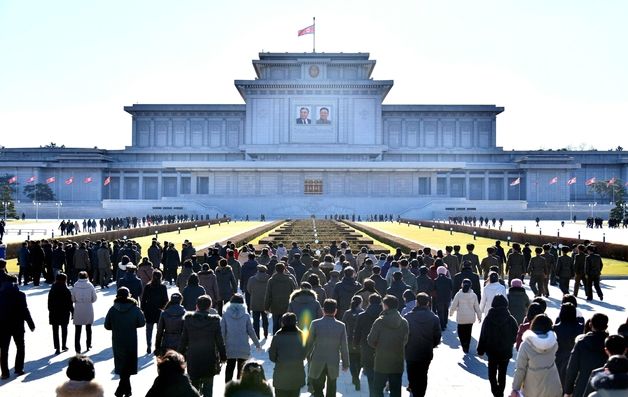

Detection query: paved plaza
xmin=0 ymin=279 xmax=625 ymax=396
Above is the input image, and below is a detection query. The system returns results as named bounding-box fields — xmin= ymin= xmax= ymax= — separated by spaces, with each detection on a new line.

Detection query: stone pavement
xmin=0 ymin=280 xmax=626 ymax=396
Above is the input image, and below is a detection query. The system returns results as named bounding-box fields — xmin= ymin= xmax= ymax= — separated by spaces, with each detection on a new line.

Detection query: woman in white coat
xmin=450 ymin=278 xmax=482 ymax=353
xmin=480 ymin=272 xmax=507 ymax=316
xmin=510 ymin=314 xmax=562 ymax=397
xmin=71 ymin=271 xmax=97 ymax=353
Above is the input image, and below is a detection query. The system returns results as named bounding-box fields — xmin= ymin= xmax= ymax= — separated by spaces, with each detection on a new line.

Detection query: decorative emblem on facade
xmin=309 ymin=64 xmax=320 ymax=78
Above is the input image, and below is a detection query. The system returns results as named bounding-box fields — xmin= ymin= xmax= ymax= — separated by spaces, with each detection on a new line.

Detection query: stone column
xmin=138 ymin=171 xmax=144 ymax=200
xmin=484 ymin=171 xmax=490 ymax=200
xmin=503 ymin=172 xmax=509 ymax=200
xmin=176 ymin=173 xmax=181 ymax=197
xmin=465 ymin=172 xmax=470 ymax=199
xmin=119 ymin=171 xmax=125 ymax=200
xmin=157 ymin=171 xmax=162 ymax=199
xmin=446 ymin=173 xmax=451 ymax=197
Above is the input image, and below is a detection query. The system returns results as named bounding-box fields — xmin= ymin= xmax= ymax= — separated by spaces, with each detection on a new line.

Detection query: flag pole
xmin=313 ymin=17 xmax=316 ymax=53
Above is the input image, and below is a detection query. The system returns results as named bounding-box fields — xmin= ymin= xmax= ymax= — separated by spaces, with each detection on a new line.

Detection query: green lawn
xmin=362 ymin=222 xmax=628 ymax=276
xmin=5 ymin=221 xmax=266 ymax=274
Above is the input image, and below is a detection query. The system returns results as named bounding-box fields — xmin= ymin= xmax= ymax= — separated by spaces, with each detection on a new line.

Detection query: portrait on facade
xmin=296 ymin=106 xmax=312 ymax=125
xmin=316 ymin=106 xmax=331 ymax=124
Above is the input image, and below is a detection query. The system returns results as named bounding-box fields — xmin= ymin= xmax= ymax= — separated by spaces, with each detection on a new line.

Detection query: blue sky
xmin=0 ymin=0 xmax=626 ymax=150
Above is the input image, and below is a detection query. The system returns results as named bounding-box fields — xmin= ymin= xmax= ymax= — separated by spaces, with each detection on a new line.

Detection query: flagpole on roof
xmin=313 ymin=17 xmax=316 ymax=53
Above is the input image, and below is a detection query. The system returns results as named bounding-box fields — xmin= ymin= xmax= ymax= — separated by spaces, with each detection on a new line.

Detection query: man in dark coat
xmin=505 ymin=243 xmax=526 ymax=283
xmin=403 ymin=293 xmax=441 ymax=397
xmin=104 ymin=287 xmax=146 ymax=397
xmin=564 ymin=313 xmax=609 ymax=397
xmin=556 ymin=246 xmax=575 ymax=295
xmin=164 ymin=243 xmax=181 ymax=285
xmin=416 ymin=266 xmax=435 ymax=296
xmin=584 ymin=245 xmax=604 ymax=301
xmin=573 ymin=244 xmax=587 ymax=298
xmin=290 ymin=253 xmax=307 ymax=284
xmin=332 ymin=267 xmax=361 ymax=319
xmin=453 ymin=261 xmax=481 ymax=302
xmin=117 ymin=264 xmax=143 ymax=301
xmin=354 ymin=294 xmax=383 ymax=395
xmin=367 ymin=266 xmax=388 ymax=297
xmin=240 ymin=253 xmax=259 ymax=312
xmin=147 ymin=240 xmax=162 ymax=272
xmin=462 ymin=244 xmax=481 ymax=275
xmin=527 ymin=247 xmax=548 ymax=297
xmin=0 ymin=275 xmax=35 ymax=379
xmin=386 ymin=271 xmax=411 ymax=311
xmin=477 ymin=295 xmax=518 ymax=397
xmin=179 ymin=295 xmax=226 ymax=397
xmin=265 ymin=263 xmax=297 ymax=334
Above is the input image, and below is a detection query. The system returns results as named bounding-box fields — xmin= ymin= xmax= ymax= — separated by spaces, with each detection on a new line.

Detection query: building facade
xmin=1 ymin=52 xmax=626 ymax=218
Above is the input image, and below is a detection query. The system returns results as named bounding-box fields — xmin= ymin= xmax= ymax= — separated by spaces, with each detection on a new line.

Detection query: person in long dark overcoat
xmin=104 ymin=287 xmax=146 ymax=397
xmin=353 ymin=294 xmax=383 ymax=395
xmin=145 ymin=350 xmax=200 ymax=397
xmin=141 ymin=270 xmax=168 ymax=354
xmin=48 ymin=273 xmax=73 ymax=354
xmin=268 ymin=312 xmax=307 ymax=397
xmin=155 ymin=293 xmax=186 ymax=354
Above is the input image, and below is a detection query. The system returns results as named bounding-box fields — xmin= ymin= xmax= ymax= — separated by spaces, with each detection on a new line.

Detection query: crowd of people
xmin=0 ymin=234 xmax=627 ymax=397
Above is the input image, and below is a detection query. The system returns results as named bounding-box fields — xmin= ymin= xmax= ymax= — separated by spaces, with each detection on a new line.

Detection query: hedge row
xmin=400 ymin=218 xmax=628 ymax=262
xmin=195 ymin=220 xmax=285 ymax=256
xmin=343 ymin=221 xmax=420 ymax=253
xmin=4 ymin=218 xmax=231 ymax=260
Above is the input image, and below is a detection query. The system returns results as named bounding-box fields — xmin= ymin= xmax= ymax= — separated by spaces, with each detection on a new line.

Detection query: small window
xmin=304 ymin=179 xmax=323 ymax=195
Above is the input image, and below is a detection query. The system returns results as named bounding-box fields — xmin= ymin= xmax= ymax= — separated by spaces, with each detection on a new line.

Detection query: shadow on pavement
xmin=457 ymin=353 xmax=488 ymax=378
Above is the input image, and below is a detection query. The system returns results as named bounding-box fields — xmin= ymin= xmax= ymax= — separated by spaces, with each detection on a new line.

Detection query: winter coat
xmin=71 ymin=278 xmax=97 ymax=325
xmin=386 ymin=279 xmax=411 ymax=308
xmin=463 ymin=253 xmax=481 ymax=274
xmin=585 ymin=254 xmax=604 ymax=276
xmin=302 ymin=267 xmax=327 ymax=285
xmin=434 ymin=274 xmax=453 ymax=305
xmin=368 ymin=309 xmax=409 ymax=374
xmin=403 ymin=306 xmax=441 ymax=362
xmin=342 ymin=307 xmax=364 ymax=354
xmin=96 ymin=246 xmax=111 ymax=269
xmin=453 ymin=268 xmax=482 ymax=302
xmin=55 ymin=380 xmax=104 ymax=397
xmin=323 ymin=276 xmax=340 ymax=299
xmin=288 ymin=289 xmax=323 ymax=328
xmin=399 ymin=268 xmax=418 ymax=293
xmin=137 ymin=263 xmax=154 ymax=286
xmin=147 ymin=245 xmax=162 ymax=270
xmin=240 ymin=259 xmax=258 ymax=291
xmin=104 ymin=298 xmax=146 ymax=375
xmin=48 ymin=282 xmax=73 ymax=326
xmin=73 ymin=248 xmax=90 ymax=271
xmin=220 ymin=302 xmax=260 ymax=359
xmin=507 ymin=286 xmax=530 ymax=325
xmin=506 ymin=252 xmax=527 ymax=278
xmin=268 ymin=328 xmax=307 ymax=390
xmin=227 ymin=258 xmax=241 ymax=284
xmin=182 ymin=285 xmax=206 ymax=312
xmin=477 ymin=296 xmax=518 ymax=360
xmin=588 ymin=372 xmax=628 ymax=397
xmin=553 ymin=320 xmax=584 ymax=385
xmin=357 ymin=264 xmax=373 ymax=285
xmin=145 ymin=373 xmax=200 ymax=397
xmin=528 ymin=255 xmax=548 ymax=276
xmin=141 ymin=282 xmax=168 ymax=323
xmin=449 ymin=290 xmax=482 ymax=325
xmin=179 ymin=311 xmax=226 ymax=379
xmin=306 ymin=316 xmax=350 ymax=380
xmin=480 ymin=255 xmax=499 ymax=279
xmin=333 ymin=278 xmax=361 ymax=316
xmin=443 ymin=254 xmax=460 ymax=276
xmin=224 ymin=380 xmax=274 ymax=397
xmin=164 ymin=248 xmax=180 ymax=270
xmin=512 ymin=330 xmax=562 ymax=397
xmin=368 ymin=274 xmax=388 ymax=297
xmin=176 ymin=267 xmax=194 ymax=292
xmin=117 ymin=272 xmax=143 ymax=300
xmin=556 ymin=255 xmax=575 ymax=279
xmin=480 ymin=281 xmax=507 ymax=315
xmin=312 ymin=285 xmax=327 ymax=306
xmin=354 ymin=303 xmax=382 ymax=369
xmin=198 ymin=270 xmax=220 ymax=303
xmin=246 ymin=271 xmax=270 ymax=312
xmin=564 ymin=331 xmax=609 ymax=397
xmin=215 ymin=266 xmax=237 ymax=302
xmin=264 ymin=272 xmax=297 ymax=315
xmin=416 ymin=274 xmax=435 ymax=296
xmin=0 ymin=284 xmax=35 ymax=333
xmin=155 ymin=304 xmax=186 ymax=351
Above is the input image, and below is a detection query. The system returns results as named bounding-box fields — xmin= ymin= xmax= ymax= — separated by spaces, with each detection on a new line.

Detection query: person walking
xmin=179 ymin=295 xmax=226 ymax=397
xmin=137 ymin=257 xmax=154 ymax=287
xmin=141 ymin=270 xmax=168 ymax=354
xmin=104 ymin=287 xmax=146 ymax=397
xmin=96 ymin=242 xmax=113 ymax=289
xmin=198 ymin=264 xmax=220 ymax=308
xmin=0 ymin=275 xmax=35 ymax=379
xmin=527 ymin=247 xmax=548 ymax=298
xmin=220 ymin=294 xmax=261 ymax=383
xmin=477 ymin=295 xmax=518 ymax=397
xmin=555 ymin=246 xmax=574 ymax=295
xmin=247 ymin=265 xmax=271 ymax=339
xmin=117 ymin=264 xmax=143 ymax=301
xmin=480 ymin=272 xmax=507 ymax=316
xmin=342 ymin=295 xmax=364 ymax=391
xmin=268 ymin=312 xmax=307 ymax=397
xmin=403 ymin=293 xmax=441 ymax=397
xmin=155 ymin=292 xmax=185 ymax=354
xmin=215 ymin=259 xmax=237 ymax=315
xmin=240 ymin=253 xmax=259 ymax=312
xmin=182 ymin=273 xmax=207 ymax=312
xmin=353 ymin=294 xmax=383 ymax=395
xmin=145 ymin=350 xmax=200 ymax=397
xmin=305 ymin=299 xmax=350 ymax=397
xmin=433 ymin=266 xmax=453 ymax=330
xmin=224 ymin=360 xmax=274 ymax=397
xmin=48 ymin=273 xmax=73 ymax=355
xmin=553 ymin=303 xmax=584 ymax=386
xmin=585 ymin=245 xmax=604 ymax=301
xmin=449 ymin=279 xmax=482 ymax=353
xmin=368 ymin=295 xmax=409 ymax=397
xmin=506 ymin=278 xmax=530 ymax=325
xmin=332 ymin=267 xmax=361 ymax=320
xmin=265 ymin=262 xmax=297 ymax=334
xmin=453 ymin=260 xmax=482 ymax=302
xmin=510 ymin=314 xmax=562 ymax=397
xmin=71 ymin=271 xmax=97 ymax=353
xmin=505 ymin=243 xmax=526 ymax=283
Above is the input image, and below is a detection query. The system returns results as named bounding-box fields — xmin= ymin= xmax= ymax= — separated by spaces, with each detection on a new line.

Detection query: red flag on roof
xmin=510 ymin=177 xmax=520 ymax=186
xmin=585 ymin=177 xmax=596 ymax=186
xmin=549 ymin=176 xmax=558 ymax=185
xmin=103 ymin=176 xmax=111 ymax=186
xmin=298 ymin=24 xmax=315 ymax=36
xmin=84 ymin=177 xmax=93 ymax=184
xmin=607 ymin=177 xmax=616 ymax=187
xmin=26 ymin=176 xmax=36 ymax=183
xmin=46 ymin=177 xmax=56 ymax=184
xmin=567 ymin=177 xmax=577 ymax=185
xmin=65 ymin=177 xmax=74 ymax=185
xmin=7 ymin=176 xmax=17 ymax=184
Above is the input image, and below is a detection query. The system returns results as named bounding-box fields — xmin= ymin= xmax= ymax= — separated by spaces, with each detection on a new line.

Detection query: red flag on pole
xmin=7 ymin=176 xmax=17 ymax=184
xmin=26 ymin=176 xmax=36 ymax=183
xmin=510 ymin=177 xmax=520 ymax=186
xmin=103 ymin=176 xmax=111 ymax=186
xmin=46 ymin=177 xmax=56 ymax=184
xmin=65 ymin=177 xmax=74 ymax=185
xmin=607 ymin=177 xmax=617 ymax=187
xmin=567 ymin=177 xmax=577 ymax=185
xmin=298 ymin=24 xmax=315 ymax=36
xmin=84 ymin=177 xmax=93 ymax=184
xmin=585 ymin=177 xmax=596 ymax=186
xmin=549 ymin=176 xmax=558 ymax=185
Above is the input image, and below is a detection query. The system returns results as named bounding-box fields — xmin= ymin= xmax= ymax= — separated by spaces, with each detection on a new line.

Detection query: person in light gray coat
xmin=71 ymin=271 xmax=97 ymax=353
xmin=220 ymin=295 xmax=261 ymax=384
xmin=305 ymin=299 xmax=350 ymax=397
xmin=247 ymin=265 xmax=270 ymax=338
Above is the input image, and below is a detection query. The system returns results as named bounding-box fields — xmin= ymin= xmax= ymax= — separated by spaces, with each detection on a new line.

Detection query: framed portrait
xmin=295 ymin=106 xmax=312 ymax=125
xmin=315 ymin=106 xmax=331 ymax=125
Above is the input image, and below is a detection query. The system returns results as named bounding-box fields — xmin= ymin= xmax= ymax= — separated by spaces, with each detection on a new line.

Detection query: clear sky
xmin=0 ymin=0 xmax=626 ymax=150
